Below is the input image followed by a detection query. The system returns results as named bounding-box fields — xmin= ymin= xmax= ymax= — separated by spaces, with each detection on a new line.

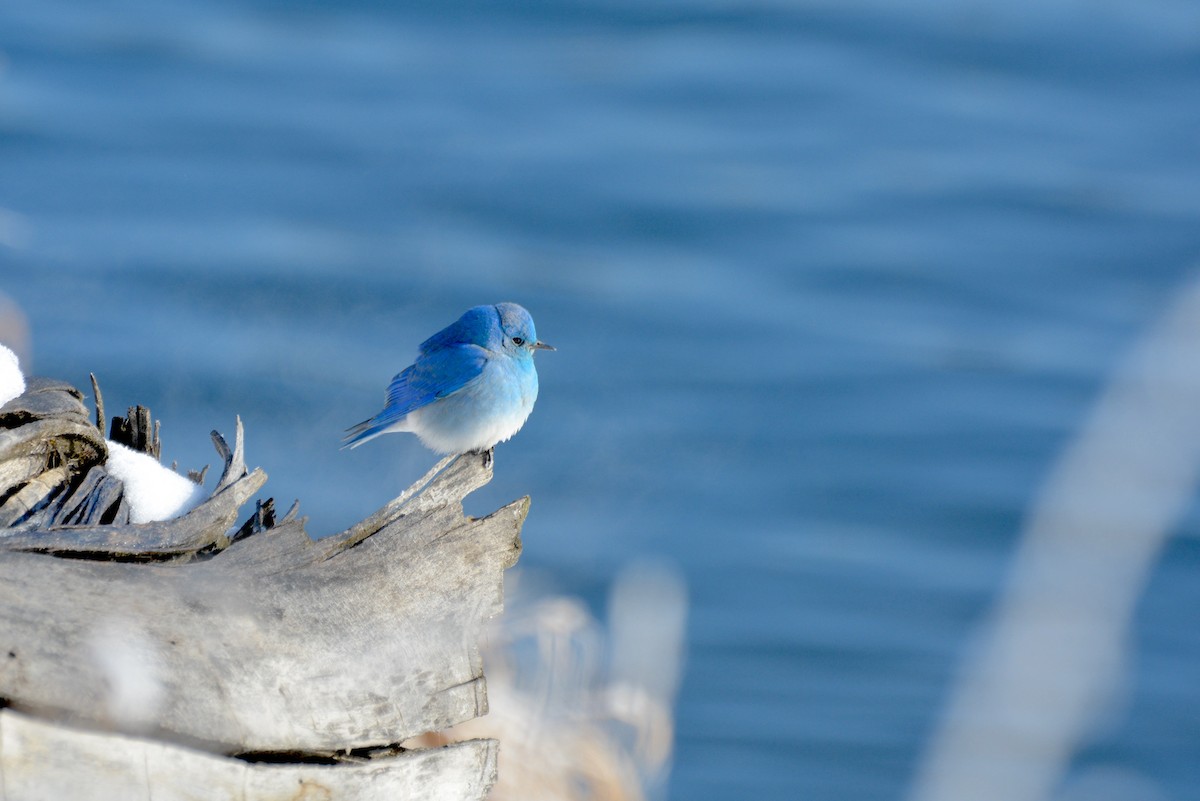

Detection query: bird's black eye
xmin=512 ymin=337 xmax=525 ymax=346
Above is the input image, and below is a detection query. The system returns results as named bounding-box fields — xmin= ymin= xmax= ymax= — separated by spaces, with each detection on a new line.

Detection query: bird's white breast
xmin=407 ymin=352 xmax=538 ymax=454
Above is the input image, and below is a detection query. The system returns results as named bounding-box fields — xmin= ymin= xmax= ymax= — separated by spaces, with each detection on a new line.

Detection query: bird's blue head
xmin=422 ymin=302 xmax=555 ymax=356
xmin=494 ymin=302 xmax=555 ymax=356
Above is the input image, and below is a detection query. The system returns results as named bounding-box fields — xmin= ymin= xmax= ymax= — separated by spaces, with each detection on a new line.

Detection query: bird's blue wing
xmin=343 ymin=344 xmax=487 ymax=447
xmin=388 ymin=344 xmax=487 ymax=413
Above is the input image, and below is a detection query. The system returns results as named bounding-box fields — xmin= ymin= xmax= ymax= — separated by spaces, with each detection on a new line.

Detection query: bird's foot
xmin=469 ymin=448 xmax=494 ymax=470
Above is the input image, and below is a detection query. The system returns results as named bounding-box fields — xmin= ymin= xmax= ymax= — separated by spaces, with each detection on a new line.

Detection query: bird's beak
xmin=533 ymin=340 xmax=556 ymax=351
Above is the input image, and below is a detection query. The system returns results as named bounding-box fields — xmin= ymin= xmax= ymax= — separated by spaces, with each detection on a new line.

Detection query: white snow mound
xmin=0 ymin=344 xmax=24 ymax=406
xmin=105 ymin=441 xmax=207 ymax=524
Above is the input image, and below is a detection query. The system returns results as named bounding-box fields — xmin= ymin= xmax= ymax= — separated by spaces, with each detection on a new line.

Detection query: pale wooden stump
xmin=0 ymin=377 xmax=525 ymax=800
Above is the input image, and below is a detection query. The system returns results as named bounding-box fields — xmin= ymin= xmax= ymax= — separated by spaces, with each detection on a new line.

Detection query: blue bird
xmin=344 ymin=303 xmax=554 ymax=456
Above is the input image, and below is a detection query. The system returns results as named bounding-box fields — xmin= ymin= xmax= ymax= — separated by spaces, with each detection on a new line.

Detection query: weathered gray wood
xmin=0 ymin=379 xmax=248 ymax=540
xmin=0 ymin=378 xmax=109 ymax=528
xmin=0 ymin=375 xmax=528 ymax=801
xmin=0 ymin=376 xmax=94 ymax=427
xmin=108 ymin=403 xmax=161 ymax=459
xmin=0 ymin=418 xmax=108 ymax=528
xmin=0 ymin=450 xmax=525 ymax=753
xmin=0 ymin=418 xmax=105 ymax=483
xmin=0 ymin=466 xmax=69 ymax=528
xmin=1 ymin=421 xmax=265 ymax=555
xmin=89 ymin=372 xmax=104 ymax=432
xmin=0 ymin=708 xmax=498 ymax=801
xmin=41 ymin=464 xmax=127 ymax=528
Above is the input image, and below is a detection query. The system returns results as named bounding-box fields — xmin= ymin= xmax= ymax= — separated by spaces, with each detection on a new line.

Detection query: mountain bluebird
xmin=343 ymin=303 xmax=554 ymax=456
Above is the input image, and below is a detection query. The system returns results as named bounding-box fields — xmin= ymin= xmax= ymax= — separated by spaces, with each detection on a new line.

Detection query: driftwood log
xmin=0 ymin=376 xmax=525 ymax=799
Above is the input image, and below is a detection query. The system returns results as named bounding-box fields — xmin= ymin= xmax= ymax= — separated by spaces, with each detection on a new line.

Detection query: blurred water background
xmin=2 ymin=1 xmax=1200 ymax=799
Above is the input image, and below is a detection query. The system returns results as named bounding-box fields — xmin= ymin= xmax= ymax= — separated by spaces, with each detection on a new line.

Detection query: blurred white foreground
xmin=409 ymin=561 xmax=688 ymax=801
xmin=912 ymin=274 xmax=1200 ymax=801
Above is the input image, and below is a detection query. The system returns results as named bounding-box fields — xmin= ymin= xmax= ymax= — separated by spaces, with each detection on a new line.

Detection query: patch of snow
xmin=0 ymin=344 xmax=23 ymax=405
xmin=105 ymin=441 xmax=207 ymax=524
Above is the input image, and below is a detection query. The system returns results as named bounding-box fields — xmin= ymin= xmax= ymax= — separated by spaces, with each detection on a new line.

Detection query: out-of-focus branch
xmin=911 ymin=274 xmax=1200 ymax=801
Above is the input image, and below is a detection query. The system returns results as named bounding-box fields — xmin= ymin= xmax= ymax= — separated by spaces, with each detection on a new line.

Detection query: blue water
xmin=4 ymin=2 xmax=1200 ymax=798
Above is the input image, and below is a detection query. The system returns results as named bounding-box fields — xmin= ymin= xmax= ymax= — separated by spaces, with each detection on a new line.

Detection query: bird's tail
xmin=341 ymin=414 xmax=406 ymax=450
